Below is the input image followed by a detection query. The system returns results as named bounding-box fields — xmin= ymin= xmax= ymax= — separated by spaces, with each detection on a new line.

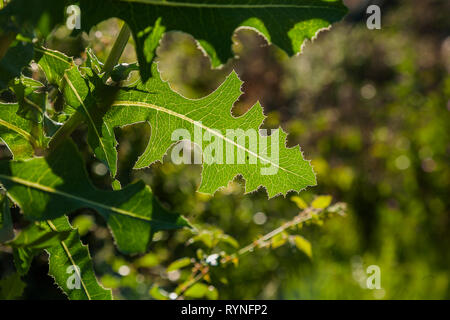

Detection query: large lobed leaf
xmin=1 ymin=0 xmax=347 ymax=81
xmin=0 ymin=140 xmax=190 ymax=254
xmin=80 ymin=0 xmax=347 ymax=80
xmin=45 ymin=217 xmax=113 ymax=300
xmin=104 ymin=64 xmax=316 ymax=197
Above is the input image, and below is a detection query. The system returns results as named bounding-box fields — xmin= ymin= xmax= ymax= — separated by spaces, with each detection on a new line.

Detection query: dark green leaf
xmin=44 ymin=216 xmax=113 ymax=300
xmin=0 ymin=272 xmax=26 ymax=299
xmin=0 ymin=195 xmax=14 ymax=242
xmin=0 ymin=140 xmax=190 ymax=254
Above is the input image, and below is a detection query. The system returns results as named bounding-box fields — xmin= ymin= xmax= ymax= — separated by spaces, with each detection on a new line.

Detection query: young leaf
xmin=149 ymin=285 xmax=169 ymax=300
xmin=61 ymin=66 xmax=119 ymax=176
xmin=79 ymin=0 xmax=348 ymax=80
xmin=0 ymin=140 xmax=190 ymax=254
xmin=167 ymin=257 xmax=192 ymax=273
xmin=184 ymin=283 xmax=217 ymax=299
xmin=35 ymin=47 xmax=119 ymax=177
xmin=44 ymin=216 xmax=113 ymax=300
xmin=0 ymin=102 xmax=47 ymax=160
xmin=292 ymin=235 xmax=312 ymax=259
xmin=311 ymin=195 xmax=332 ymax=209
xmin=0 ymin=0 xmax=66 ymax=39
xmin=104 ymin=64 xmax=316 ymax=197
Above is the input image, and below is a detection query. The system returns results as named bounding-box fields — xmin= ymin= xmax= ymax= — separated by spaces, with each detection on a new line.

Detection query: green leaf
xmin=0 ymin=196 xmax=14 ymax=242
xmin=0 ymin=0 xmax=67 ymax=38
xmin=44 ymin=216 xmax=113 ymax=300
xmin=184 ymin=283 xmax=217 ymax=299
xmin=167 ymin=257 xmax=192 ymax=272
xmin=0 ymin=140 xmax=190 ymax=254
xmin=291 ymin=195 xmax=308 ymax=209
xmin=8 ymin=222 xmax=71 ymax=249
xmin=79 ymin=0 xmax=347 ymax=80
xmin=292 ymin=235 xmax=312 ymax=259
xmin=190 ymin=231 xmax=214 ymax=248
xmin=0 ymin=101 xmax=48 ymax=160
xmin=1 ymin=1 xmax=347 ymax=81
xmin=9 ymin=76 xmax=46 ymax=123
xmin=13 ymin=247 xmax=35 ymax=276
xmin=219 ymin=234 xmax=239 ymax=249
xmin=0 ymin=272 xmax=26 ymax=300
xmin=135 ymin=253 xmax=159 ymax=268
xmin=311 ymin=195 xmax=332 ymax=209
xmin=0 ymin=40 xmax=33 ymax=90
xmin=104 ymin=64 xmax=316 ymax=197
xmin=271 ymin=232 xmax=287 ymax=249
xmin=71 ymin=214 xmax=94 ymax=236
xmin=62 ymin=66 xmax=119 ymax=176
xmin=34 ymin=47 xmax=74 ymax=87
xmin=149 ymin=285 xmax=169 ymax=300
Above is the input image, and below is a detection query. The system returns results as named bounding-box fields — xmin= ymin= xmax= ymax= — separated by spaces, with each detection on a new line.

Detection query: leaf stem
xmin=102 ymin=23 xmax=131 ymax=74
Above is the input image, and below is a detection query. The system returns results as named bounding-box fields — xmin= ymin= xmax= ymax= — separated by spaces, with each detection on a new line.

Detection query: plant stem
xmin=48 ymin=112 xmax=85 ymax=150
xmin=48 ymin=23 xmax=131 ymax=151
xmin=102 ymin=23 xmax=131 ymax=74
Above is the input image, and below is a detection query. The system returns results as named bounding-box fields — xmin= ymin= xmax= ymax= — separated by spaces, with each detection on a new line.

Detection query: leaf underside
xmin=105 ymin=64 xmax=317 ymax=197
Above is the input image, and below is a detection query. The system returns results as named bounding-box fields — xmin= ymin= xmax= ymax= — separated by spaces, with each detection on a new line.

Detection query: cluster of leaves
xmin=0 ymin=0 xmax=347 ymax=299
xmin=148 ymin=197 xmax=346 ymax=300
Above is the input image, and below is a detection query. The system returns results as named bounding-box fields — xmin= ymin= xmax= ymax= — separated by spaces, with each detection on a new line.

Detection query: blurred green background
xmin=0 ymin=0 xmax=449 ymax=299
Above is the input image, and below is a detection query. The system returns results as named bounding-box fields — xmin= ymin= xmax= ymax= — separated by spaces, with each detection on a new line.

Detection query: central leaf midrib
xmin=111 ymin=100 xmax=309 ymax=180
xmin=46 ymin=220 xmax=92 ymax=300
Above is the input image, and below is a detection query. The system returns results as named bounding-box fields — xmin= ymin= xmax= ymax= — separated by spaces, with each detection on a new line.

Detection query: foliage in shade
xmin=0 ymin=102 xmax=47 ymax=160
xmin=0 ymin=272 xmax=26 ymax=299
xmin=0 ymin=0 xmax=347 ymax=82
xmin=0 ymin=141 xmax=191 ymax=254
xmin=0 ymin=0 xmax=351 ymax=300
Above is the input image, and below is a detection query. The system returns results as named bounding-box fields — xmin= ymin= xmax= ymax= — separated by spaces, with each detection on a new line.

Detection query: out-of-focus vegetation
xmin=0 ymin=0 xmax=448 ymax=299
